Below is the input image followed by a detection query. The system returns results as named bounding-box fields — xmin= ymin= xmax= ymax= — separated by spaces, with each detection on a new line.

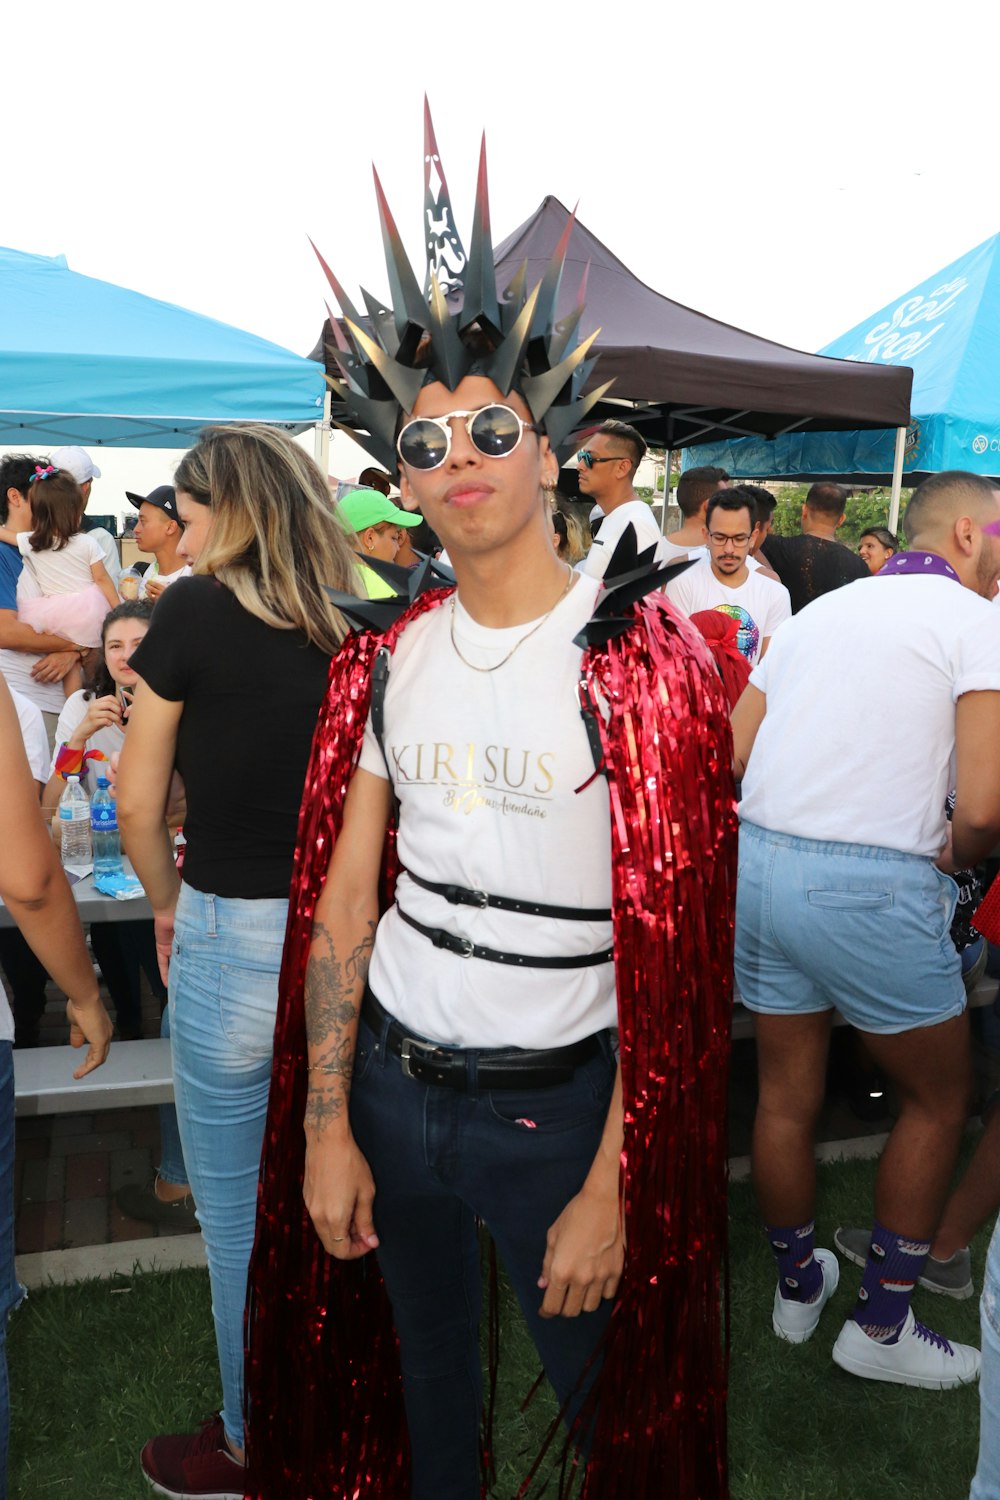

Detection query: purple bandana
xmin=879 ymin=550 xmax=961 ymax=583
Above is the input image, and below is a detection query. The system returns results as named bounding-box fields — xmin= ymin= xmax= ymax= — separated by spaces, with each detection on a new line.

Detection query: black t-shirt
xmin=760 ymin=534 xmax=869 ymax=614
xmin=130 ymin=577 xmax=331 ymax=900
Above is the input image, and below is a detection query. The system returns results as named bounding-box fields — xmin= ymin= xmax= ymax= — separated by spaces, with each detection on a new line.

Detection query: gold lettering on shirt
xmin=387 ymin=741 xmax=557 ymax=820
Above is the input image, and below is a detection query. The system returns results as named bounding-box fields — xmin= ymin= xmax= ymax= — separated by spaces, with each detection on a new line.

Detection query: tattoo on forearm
xmin=303 ymin=918 xmax=375 ymax=1132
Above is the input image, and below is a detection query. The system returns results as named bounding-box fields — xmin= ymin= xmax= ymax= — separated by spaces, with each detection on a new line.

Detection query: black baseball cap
xmin=126 ymin=484 xmax=179 ymax=522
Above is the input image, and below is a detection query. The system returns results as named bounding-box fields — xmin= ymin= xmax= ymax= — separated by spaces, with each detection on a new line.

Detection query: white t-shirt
xmin=50 ymin=691 xmax=125 ymax=793
xmin=88 ymin=528 xmax=122 ymax=587
xmin=358 ymin=574 xmax=616 ymax=1048
xmin=140 ymin=561 xmax=191 ymax=598
xmin=665 ymin=560 xmax=791 ymax=665
xmin=739 ymin=573 xmax=1000 ymax=857
xmin=12 ymin=688 xmax=49 ymax=784
xmin=660 ymin=537 xmax=708 ymax=565
xmin=17 ymin=532 xmax=105 ymax=597
xmin=579 ymin=499 xmax=664 ymax=580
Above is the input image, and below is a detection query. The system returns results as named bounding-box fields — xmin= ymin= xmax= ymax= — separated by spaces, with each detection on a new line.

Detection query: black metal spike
xmin=373 ymin=166 xmax=430 ymax=341
xmin=459 ymin=134 xmax=501 ymax=334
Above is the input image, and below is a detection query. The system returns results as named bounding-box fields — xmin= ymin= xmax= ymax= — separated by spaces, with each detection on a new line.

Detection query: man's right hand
xmin=303 ymin=1128 xmax=379 ymax=1260
xmin=31 ymin=650 xmax=79 ymax=684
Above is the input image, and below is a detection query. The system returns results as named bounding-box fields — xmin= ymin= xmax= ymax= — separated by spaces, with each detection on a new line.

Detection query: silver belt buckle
xmin=400 ymin=1036 xmax=446 ymax=1080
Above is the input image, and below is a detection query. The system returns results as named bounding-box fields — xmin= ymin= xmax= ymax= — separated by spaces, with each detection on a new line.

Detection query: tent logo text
xmin=851 ymin=277 xmax=969 ymax=365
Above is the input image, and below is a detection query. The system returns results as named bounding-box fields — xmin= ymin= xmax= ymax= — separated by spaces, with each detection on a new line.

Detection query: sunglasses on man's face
xmin=576 ymin=450 xmax=622 ymax=470
xmin=396 ymin=404 xmax=540 ymax=471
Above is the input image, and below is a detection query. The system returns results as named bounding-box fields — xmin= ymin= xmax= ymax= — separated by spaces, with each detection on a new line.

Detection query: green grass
xmin=7 ymin=1154 xmax=990 ymax=1497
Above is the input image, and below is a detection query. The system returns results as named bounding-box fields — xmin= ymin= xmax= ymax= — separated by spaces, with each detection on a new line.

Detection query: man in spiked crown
xmin=245 ymin=106 xmax=736 ymax=1500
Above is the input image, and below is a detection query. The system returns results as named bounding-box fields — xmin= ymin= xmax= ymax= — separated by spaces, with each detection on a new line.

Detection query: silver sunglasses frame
xmin=396 ymin=404 xmax=539 ymax=471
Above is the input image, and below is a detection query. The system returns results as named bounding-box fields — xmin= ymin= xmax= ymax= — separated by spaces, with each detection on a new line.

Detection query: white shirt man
xmin=51 ymin=447 xmax=122 ymax=587
xmin=576 ymin=422 xmax=663 ymax=580
xmin=126 ymin=485 xmax=191 ymax=598
xmin=665 ymin=491 xmax=791 ymax=664
xmin=731 ymin=469 xmax=1000 ymax=1392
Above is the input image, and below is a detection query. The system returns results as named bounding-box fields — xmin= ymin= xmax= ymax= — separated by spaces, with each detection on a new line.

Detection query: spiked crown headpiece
xmin=314 ymin=101 xmax=612 ymax=477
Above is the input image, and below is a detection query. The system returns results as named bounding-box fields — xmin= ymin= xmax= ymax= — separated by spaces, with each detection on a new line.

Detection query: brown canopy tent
xmin=311 ymin=196 xmax=911 ymax=455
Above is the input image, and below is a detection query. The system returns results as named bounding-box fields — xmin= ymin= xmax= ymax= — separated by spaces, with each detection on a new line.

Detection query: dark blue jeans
xmin=350 ymin=1006 xmax=617 ymax=1500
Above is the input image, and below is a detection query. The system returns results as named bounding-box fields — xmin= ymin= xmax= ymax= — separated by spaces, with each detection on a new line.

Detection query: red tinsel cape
xmin=245 ymin=585 xmax=737 ymax=1499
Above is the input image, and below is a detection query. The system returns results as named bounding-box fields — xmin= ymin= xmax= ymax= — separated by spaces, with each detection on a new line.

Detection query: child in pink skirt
xmin=1 ymin=465 xmax=120 ymax=696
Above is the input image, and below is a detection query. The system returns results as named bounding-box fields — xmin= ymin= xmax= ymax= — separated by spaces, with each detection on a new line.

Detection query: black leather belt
xmin=396 ymin=906 xmax=614 ymax=969
xmin=402 ymin=867 xmax=611 ymax=922
xmin=362 ymin=988 xmax=602 ymax=1091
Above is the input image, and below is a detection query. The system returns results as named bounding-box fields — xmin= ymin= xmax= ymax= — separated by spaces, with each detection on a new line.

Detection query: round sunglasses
xmin=396 ymin=404 xmax=540 ymax=471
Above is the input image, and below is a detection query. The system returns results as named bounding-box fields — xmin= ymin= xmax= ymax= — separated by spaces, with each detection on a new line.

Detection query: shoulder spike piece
xmin=373 ymin=166 xmax=430 ymax=341
xmin=485 ymin=283 xmax=540 ymax=397
xmin=529 ymin=203 xmax=577 ymax=344
xmin=425 ymin=271 xmax=473 ymax=392
xmin=321 ymin=587 xmax=412 ymax=635
xmin=520 ymin=329 xmax=600 ymax=424
xmin=423 ymin=98 xmax=467 ymax=299
xmin=459 ymin=134 xmax=500 ymax=335
xmin=344 ymin=318 xmax=426 ymax=415
xmin=362 ymin=551 xmax=456 ymax=600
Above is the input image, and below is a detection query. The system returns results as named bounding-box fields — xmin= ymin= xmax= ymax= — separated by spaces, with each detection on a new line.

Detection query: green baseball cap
xmin=337 ymin=488 xmax=421 ymax=532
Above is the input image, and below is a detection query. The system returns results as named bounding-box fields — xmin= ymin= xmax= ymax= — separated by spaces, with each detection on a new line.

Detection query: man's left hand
xmin=538 ymin=1185 xmax=623 ymax=1318
xmin=31 ymin=650 xmax=78 ymax=684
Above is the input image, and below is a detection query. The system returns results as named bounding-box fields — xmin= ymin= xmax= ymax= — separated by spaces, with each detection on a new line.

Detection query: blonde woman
xmin=550 ymin=498 xmax=588 ymax=565
xmin=117 ymin=425 xmax=359 ymax=1496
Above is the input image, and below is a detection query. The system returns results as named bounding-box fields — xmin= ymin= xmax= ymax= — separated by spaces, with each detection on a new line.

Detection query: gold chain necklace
xmin=449 ymin=567 xmax=575 ymax=674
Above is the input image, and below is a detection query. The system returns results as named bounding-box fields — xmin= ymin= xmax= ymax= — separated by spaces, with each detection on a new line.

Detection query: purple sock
xmin=766 ymin=1220 xmax=824 ymax=1303
xmin=852 ymin=1220 xmax=930 ymax=1343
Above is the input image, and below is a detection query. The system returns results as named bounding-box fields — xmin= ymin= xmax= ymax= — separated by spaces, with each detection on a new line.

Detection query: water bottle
xmin=59 ymin=775 xmax=92 ymax=876
xmin=90 ymin=774 xmax=122 ymax=878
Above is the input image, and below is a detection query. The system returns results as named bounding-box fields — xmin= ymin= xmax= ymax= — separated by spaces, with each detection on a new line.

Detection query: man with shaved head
xmin=761 ymin=480 xmax=869 ymax=613
xmin=731 ymin=470 xmax=1000 ymax=1390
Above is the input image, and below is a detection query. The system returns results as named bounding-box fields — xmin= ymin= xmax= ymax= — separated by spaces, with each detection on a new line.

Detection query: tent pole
xmin=315 ymin=390 xmax=331 ymax=474
xmin=888 ymin=425 xmax=906 ymax=534
xmin=661 ymin=448 xmax=673 ymax=534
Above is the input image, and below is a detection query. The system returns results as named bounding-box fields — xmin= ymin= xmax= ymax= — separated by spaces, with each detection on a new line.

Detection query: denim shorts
xmin=734 ymin=820 xmax=966 ymax=1034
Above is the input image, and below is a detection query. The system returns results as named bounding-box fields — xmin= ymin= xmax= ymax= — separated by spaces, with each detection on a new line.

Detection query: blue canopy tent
xmin=0 ymin=246 xmax=327 ymax=450
xmin=685 ymin=234 xmax=1000 ymax=528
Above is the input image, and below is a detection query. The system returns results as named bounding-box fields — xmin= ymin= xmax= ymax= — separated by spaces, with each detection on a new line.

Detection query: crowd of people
xmin=0 ymin=172 xmax=997 ymax=1500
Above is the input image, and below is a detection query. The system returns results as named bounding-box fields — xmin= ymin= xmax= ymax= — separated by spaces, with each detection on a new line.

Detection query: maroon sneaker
xmin=140 ymin=1413 xmax=245 ymax=1499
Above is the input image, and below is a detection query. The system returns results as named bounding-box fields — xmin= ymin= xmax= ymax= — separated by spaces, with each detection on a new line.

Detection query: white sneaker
xmin=832 ymin=1308 xmax=981 ymax=1389
xmin=772 ymin=1248 xmax=840 ymax=1343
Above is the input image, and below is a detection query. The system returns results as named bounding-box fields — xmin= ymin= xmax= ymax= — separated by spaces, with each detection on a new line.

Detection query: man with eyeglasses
xmin=575 ymin=420 xmax=663 ymax=579
xmin=665 ymin=488 xmax=791 ymax=664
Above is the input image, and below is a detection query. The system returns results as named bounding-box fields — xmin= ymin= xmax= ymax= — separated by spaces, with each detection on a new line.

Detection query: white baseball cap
xmin=50 ymin=446 xmax=101 ymax=483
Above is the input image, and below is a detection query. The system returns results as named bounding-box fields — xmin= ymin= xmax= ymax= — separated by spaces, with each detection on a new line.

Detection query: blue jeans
xmin=0 ymin=1044 xmax=24 ymax=1499
xmin=350 ymin=1004 xmax=617 ymax=1500
xmin=168 ymin=883 xmax=287 ymax=1452
xmin=972 ymin=1218 xmax=1000 ymax=1497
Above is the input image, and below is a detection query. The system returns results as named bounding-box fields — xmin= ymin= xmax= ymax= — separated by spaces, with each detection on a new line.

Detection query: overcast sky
xmin=3 ymin=0 xmax=998 ymax=504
